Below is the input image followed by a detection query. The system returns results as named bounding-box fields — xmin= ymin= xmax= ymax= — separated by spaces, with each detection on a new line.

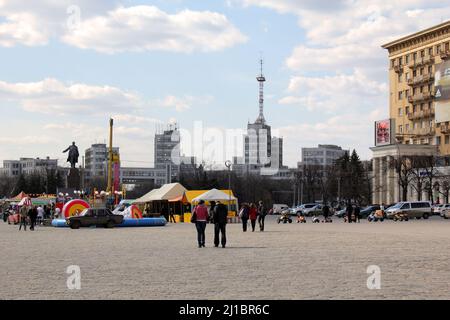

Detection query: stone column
xmin=373 ymin=157 xmax=381 ymax=205
xmin=379 ymin=157 xmax=386 ymax=205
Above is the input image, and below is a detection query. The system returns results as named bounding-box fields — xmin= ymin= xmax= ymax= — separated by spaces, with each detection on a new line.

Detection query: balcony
xmin=411 ymin=127 xmax=436 ymax=136
xmin=440 ymin=50 xmax=450 ymax=60
xmin=440 ymin=125 xmax=450 ymax=134
xmin=407 ymin=73 xmax=434 ymax=86
xmin=408 ymin=55 xmax=435 ymax=69
xmin=393 ymin=64 xmax=403 ymax=73
xmin=407 ymin=108 xmax=435 ymax=120
xmin=407 ymin=91 xmax=434 ymax=103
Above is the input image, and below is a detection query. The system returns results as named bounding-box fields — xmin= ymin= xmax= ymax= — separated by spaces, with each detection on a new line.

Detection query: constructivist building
xmin=372 ymin=21 xmax=450 ymax=204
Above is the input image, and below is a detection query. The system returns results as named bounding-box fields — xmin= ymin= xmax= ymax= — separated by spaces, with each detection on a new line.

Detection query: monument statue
xmin=63 ymin=142 xmax=79 ymax=169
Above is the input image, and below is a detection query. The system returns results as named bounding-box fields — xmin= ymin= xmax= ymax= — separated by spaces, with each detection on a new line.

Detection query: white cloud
xmin=0 ymin=2 xmax=247 ymax=53
xmin=155 ymin=94 xmax=214 ymax=112
xmin=0 ymin=78 xmax=143 ymax=115
xmin=63 ymin=6 xmax=247 ymax=54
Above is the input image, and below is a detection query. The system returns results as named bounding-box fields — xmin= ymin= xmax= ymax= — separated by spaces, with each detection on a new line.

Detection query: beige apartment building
xmin=371 ymin=21 xmax=450 ymax=205
xmin=382 ymin=20 xmax=450 ymax=152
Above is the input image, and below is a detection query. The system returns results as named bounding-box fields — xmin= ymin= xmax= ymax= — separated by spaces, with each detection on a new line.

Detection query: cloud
xmin=0 ymin=78 xmax=143 ymax=115
xmin=0 ymin=2 xmax=247 ymax=53
xmin=63 ymin=6 xmax=247 ymax=54
xmin=154 ymin=94 xmax=214 ymax=112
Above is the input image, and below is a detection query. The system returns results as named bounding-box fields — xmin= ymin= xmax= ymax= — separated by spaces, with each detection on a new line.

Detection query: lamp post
xmin=225 ymin=160 xmax=232 ymax=214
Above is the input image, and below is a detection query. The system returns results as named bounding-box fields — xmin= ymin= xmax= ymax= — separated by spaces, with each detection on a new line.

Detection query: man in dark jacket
xmin=29 ymin=206 xmax=38 ymax=231
xmin=213 ymin=201 xmax=228 ymax=248
xmin=346 ymin=201 xmax=353 ymax=223
xmin=257 ymin=201 xmax=266 ymax=231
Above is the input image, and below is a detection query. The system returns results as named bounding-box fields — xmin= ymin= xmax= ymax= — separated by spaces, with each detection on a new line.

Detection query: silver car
xmin=385 ymin=201 xmax=432 ymax=219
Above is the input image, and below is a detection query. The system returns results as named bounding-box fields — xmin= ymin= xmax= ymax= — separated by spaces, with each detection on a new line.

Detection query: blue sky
xmin=1 ymin=0 xmax=449 ymax=168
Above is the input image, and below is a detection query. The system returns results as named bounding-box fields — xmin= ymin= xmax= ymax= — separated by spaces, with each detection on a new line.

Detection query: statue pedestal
xmin=67 ymin=168 xmax=81 ymax=189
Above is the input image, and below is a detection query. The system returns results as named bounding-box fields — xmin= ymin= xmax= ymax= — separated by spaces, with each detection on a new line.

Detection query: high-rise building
xmin=235 ymin=59 xmax=284 ymax=175
xmin=382 ymin=20 xmax=450 ymax=152
xmin=154 ymin=124 xmax=181 ymax=182
xmin=84 ymin=143 xmax=120 ymax=184
xmin=301 ymin=145 xmax=347 ymax=166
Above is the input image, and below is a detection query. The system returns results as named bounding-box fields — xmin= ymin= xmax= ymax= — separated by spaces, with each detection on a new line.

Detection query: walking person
xmin=239 ymin=203 xmax=249 ymax=232
xmin=18 ymin=205 xmax=28 ymax=231
xmin=257 ymin=201 xmax=267 ymax=231
xmin=169 ymin=207 xmax=176 ymax=223
xmin=346 ymin=201 xmax=353 ymax=223
xmin=29 ymin=206 xmax=38 ymax=231
xmin=192 ymin=200 xmax=209 ymax=248
xmin=322 ymin=204 xmax=330 ymax=222
xmin=213 ymin=201 xmax=228 ymax=248
xmin=354 ymin=204 xmax=361 ymax=223
xmin=249 ymin=203 xmax=258 ymax=232
xmin=37 ymin=205 xmax=44 ymax=225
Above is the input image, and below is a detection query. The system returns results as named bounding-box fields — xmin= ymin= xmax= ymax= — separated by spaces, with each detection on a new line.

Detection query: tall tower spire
xmin=255 ymin=58 xmax=266 ymax=124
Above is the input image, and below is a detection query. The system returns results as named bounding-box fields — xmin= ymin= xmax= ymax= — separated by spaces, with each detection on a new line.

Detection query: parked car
xmin=385 ymin=201 xmax=432 ymax=220
xmin=272 ymin=204 xmax=289 ymax=214
xmin=334 ymin=208 xmax=347 ymax=218
xmin=433 ymin=203 xmax=450 ymax=216
xmin=360 ymin=205 xmax=381 ymax=218
xmin=301 ymin=204 xmax=323 ymax=216
xmin=67 ymin=208 xmax=124 ymax=229
xmin=442 ymin=208 xmax=450 ymax=219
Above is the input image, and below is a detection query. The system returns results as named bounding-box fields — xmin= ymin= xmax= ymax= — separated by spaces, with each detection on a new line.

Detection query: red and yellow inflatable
xmin=63 ymin=199 xmax=90 ymax=218
xmin=130 ymin=205 xmax=143 ymax=219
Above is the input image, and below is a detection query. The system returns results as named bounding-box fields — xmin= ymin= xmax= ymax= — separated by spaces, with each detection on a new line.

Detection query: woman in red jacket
xmin=193 ymin=200 xmax=209 ymax=248
xmin=249 ymin=203 xmax=258 ymax=232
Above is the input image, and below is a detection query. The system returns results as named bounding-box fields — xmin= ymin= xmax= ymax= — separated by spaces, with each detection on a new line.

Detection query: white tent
xmin=133 ymin=183 xmax=187 ymax=203
xmin=191 ymin=188 xmax=237 ymax=203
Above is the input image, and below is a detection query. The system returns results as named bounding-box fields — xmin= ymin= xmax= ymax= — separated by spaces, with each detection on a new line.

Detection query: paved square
xmin=1 ymin=216 xmax=450 ymax=299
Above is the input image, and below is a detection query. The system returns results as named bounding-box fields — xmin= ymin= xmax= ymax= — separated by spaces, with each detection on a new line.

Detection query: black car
xmin=68 ymin=208 xmax=124 ymax=229
xmin=360 ymin=205 xmax=380 ymax=218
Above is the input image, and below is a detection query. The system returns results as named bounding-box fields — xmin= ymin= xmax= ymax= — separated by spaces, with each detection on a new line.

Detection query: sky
xmin=1 ymin=0 xmax=450 ymax=168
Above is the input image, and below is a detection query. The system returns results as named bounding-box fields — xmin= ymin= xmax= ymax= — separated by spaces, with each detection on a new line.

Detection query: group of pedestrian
xmin=18 ymin=205 xmax=39 ymax=231
xmin=239 ymin=201 xmax=266 ymax=232
xmin=191 ymin=200 xmax=228 ymax=248
xmin=344 ymin=201 xmax=361 ymax=223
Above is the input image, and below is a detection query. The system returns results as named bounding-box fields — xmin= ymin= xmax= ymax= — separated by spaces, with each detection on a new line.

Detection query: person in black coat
xmin=354 ymin=205 xmax=361 ymax=223
xmin=346 ymin=201 xmax=353 ymax=223
xmin=213 ymin=201 xmax=228 ymax=248
xmin=322 ymin=204 xmax=330 ymax=222
xmin=29 ymin=206 xmax=38 ymax=231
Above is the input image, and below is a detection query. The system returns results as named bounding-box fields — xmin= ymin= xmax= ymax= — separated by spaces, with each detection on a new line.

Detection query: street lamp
xmin=225 ymin=160 xmax=232 ymax=214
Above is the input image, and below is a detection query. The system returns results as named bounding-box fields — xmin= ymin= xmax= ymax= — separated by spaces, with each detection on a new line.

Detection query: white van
xmin=385 ymin=201 xmax=432 ymax=219
xmin=272 ymin=204 xmax=289 ymax=214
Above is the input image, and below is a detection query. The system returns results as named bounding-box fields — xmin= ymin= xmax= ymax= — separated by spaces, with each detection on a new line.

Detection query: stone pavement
xmin=1 ymin=216 xmax=449 ymax=299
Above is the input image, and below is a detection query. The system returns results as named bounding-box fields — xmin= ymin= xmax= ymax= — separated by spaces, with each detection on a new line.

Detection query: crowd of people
xmin=190 ymin=200 xmax=267 ymax=248
xmin=1 ymin=202 xmax=57 ymax=231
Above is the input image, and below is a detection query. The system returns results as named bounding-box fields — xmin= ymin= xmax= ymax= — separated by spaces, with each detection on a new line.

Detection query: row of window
xmin=398 ymin=84 xmax=434 ymax=100
xmin=391 ymin=41 xmax=450 ymax=67
xmin=398 ymin=120 xmax=434 ymax=133
xmin=398 ymin=102 xmax=434 ymax=116
xmin=397 ymin=65 xmax=433 ymax=82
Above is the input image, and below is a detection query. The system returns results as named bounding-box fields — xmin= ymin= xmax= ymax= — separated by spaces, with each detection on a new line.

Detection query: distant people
xmin=209 ymin=201 xmax=216 ymax=223
xmin=249 ymin=203 xmax=258 ymax=232
xmin=19 ymin=205 xmax=28 ymax=231
xmin=37 ymin=205 xmax=44 ymax=225
xmin=169 ymin=207 xmax=176 ymax=223
xmin=213 ymin=201 xmax=228 ymax=248
xmin=193 ymin=200 xmax=209 ymax=248
xmin=29 ymin=206 xmax=38 ymax=231
xmin=257 ymin=201 xmax=267 ymax=231
xmin=346 ymin=201 xmax=353 ymax=223
xmin=161 ymin=206 xmax=169 ymax=221
xmin=354 ymin=205 xmax=361 ymax=223
xmin=322 ymin=204 xmax=330 ymax=222
xmin=239 ymin=203 xmax=250 ymax=232
xmin=54 ymin=207 xmax=61 ymax=219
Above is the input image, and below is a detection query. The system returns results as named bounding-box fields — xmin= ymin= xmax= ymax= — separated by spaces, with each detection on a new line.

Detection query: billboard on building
xmin=435 ymin=60 xmax=450 ymax=123
xmin=374 ymin=119 xmax=394 ymax=146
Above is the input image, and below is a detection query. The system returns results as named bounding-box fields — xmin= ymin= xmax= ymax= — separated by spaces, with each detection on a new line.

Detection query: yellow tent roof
xmin=185 ymin=190 xmax=236 ymax=203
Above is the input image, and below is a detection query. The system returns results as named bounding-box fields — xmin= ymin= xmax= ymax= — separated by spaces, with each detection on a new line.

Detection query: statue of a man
xmin=63 ymin=142 xmax=79 ymax=168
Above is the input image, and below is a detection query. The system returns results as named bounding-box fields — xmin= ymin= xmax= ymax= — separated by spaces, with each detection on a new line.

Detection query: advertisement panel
xmin=435 ymin=60 xmax=450 ymax=123
xmin=375 ymin=119 xmax=393 ymax=146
